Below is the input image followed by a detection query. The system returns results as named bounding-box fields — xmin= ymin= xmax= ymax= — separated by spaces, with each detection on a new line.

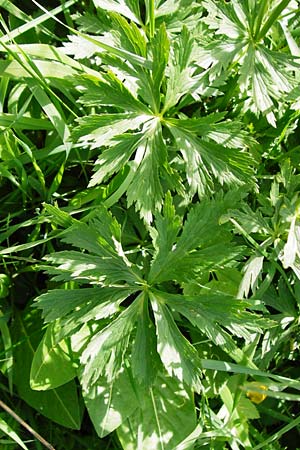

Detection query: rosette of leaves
xmin=198 ymin=0 xmax=300 ymax=126
xmin=32 ymin=192 xmax=270 ymax=447
xmin=66 ymin=10 xmax=255 ymax=221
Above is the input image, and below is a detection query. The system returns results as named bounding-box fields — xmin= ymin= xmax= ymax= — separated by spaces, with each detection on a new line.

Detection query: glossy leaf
xmin=11 ymin=309 xmax=81 ymax=430
xmin=82 ymin=367 xmax=138 ymax=438
xmin=117 ymin=372 xmax=196 ymax=450
xmin=30 ymin=321 xmax=77 ymax=390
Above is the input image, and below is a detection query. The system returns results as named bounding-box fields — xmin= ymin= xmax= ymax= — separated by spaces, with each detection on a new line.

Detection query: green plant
xmin=0 ymin=0 xmax=300 ymax=449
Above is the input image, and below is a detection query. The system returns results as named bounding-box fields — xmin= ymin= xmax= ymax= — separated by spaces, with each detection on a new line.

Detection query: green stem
xmin=147 ymin=0 xmax=155 ymax=39
xmin=229 ymin=218 xmax=297 ymax=301
xmin=256 ymin=0 xmax=291 ymax=41
xmin=0 ymin=311 xmax=13 ymax=394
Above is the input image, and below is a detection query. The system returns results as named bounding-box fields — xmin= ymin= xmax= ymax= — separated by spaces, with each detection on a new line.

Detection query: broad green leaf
xmin=30 ymin=321 xmax=77 ymax=390
xmin=2 ymin=43 xmax=97 ymax=75
xmin=0 ymin=113 xmax=53 ymax=130
xmin=82 ymin=367 xmax=138 ymax=438
xmin=150 ymin=291 xmax=202 ymax=392
xmin=0 ymin=59 xmax=77 ymax=80
xmin=117 ymin=372 xmax=196 ymax=450
xmin=11 ymin=309 xmax=81 ymax=429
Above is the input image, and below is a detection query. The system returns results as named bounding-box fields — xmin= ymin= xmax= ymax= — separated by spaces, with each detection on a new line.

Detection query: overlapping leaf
xmin=199 ymin=0 xmax=300 ymax=125
xmin=117 ymin=372 xmax=196 ymax=450
xmin=149 ymin=191 xmax=244 ymax=284
xmin=70 ymin=17 xmax=255 ymax=219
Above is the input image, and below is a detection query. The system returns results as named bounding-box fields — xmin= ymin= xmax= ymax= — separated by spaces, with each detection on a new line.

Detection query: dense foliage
xmin=0 ymin=1 xmax=300 ymax=449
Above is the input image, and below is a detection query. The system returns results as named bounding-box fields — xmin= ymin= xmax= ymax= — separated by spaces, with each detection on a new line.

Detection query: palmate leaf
xmin=200 ymin=0 xmax=299 ymax=125
xmin=166 ymin=121 xmax=255 ymax=197
xmin=32 ymin=195 xmax=270 ymax=440
xmin=70 ymin=18 xmax=255 ymax=219
xmin=149 ymin=191 xmax=243 ymax=284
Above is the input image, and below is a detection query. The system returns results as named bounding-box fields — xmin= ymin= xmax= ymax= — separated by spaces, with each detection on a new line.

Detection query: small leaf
xmin=238 ymin=255 xmax=264 ymax=298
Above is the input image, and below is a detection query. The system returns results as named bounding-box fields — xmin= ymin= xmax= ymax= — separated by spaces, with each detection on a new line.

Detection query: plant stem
xmin=146 ymin=0 xmax=155 ymax=39
xmin=0 ymin=400 xmax=56 ymax=450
